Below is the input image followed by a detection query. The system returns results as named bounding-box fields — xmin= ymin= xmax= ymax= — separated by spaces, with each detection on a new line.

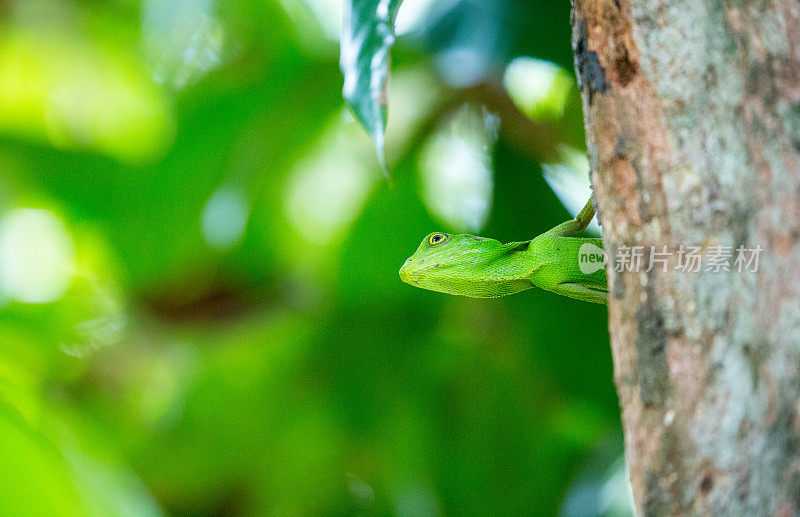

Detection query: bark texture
xmin=570 ymin=0 xmax=800 ymax=514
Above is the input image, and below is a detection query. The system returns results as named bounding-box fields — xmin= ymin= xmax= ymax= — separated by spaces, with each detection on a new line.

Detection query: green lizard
xmin=399 ymin=196 xmax=608 ymax=303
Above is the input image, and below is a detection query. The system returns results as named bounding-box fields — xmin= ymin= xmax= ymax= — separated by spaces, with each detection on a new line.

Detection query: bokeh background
xmin=0 ymin=0 xmax=632 ymax=514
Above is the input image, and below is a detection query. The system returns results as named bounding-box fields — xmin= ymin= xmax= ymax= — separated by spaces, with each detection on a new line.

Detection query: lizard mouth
xmin=399 ymin=259 xmax=417 ymax=284
xmin=399 ymin=258 xmax=443 ymax=285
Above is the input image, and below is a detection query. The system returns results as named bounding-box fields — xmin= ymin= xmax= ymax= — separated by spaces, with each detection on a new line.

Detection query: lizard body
xmin=399 ymin=196 xmax=608 ymax=304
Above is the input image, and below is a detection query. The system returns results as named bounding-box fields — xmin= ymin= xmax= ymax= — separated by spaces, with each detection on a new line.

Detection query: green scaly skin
xmin=399 ymin=196 xmax=608 ymax=304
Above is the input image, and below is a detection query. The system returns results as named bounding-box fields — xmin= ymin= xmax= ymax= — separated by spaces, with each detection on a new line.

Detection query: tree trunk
xmin=570 ymin=0 xmax=800 ymax=514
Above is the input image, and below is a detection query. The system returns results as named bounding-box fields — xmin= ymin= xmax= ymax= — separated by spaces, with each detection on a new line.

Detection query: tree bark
xmin=570 ymin=0 xmax=800 ymax=514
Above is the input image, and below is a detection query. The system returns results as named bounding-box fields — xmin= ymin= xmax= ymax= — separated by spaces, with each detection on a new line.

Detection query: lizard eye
xmin=429 ymin=233 xmax=447 ymax=245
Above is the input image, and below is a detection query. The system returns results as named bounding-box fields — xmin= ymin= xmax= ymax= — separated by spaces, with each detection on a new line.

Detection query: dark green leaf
xmin=340 ymin=0 xmax=404 ymax=173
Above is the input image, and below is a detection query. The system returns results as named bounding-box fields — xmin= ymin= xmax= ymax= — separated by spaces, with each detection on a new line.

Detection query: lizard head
xmin=399 ymin=232 xmax=533 ymax=298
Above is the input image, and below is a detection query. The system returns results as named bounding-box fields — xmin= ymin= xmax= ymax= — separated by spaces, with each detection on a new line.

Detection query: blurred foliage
xmin=0 ymin=0 xmax=630 ymax=515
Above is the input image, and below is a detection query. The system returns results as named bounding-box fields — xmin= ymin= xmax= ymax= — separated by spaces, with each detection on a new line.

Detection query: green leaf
xmin=340 ymin=0 xmax=404 ymax=174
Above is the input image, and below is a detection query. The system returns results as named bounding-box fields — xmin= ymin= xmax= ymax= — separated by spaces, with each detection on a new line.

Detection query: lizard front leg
xmin=540 ymin=195 xmax=596 ymax=238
